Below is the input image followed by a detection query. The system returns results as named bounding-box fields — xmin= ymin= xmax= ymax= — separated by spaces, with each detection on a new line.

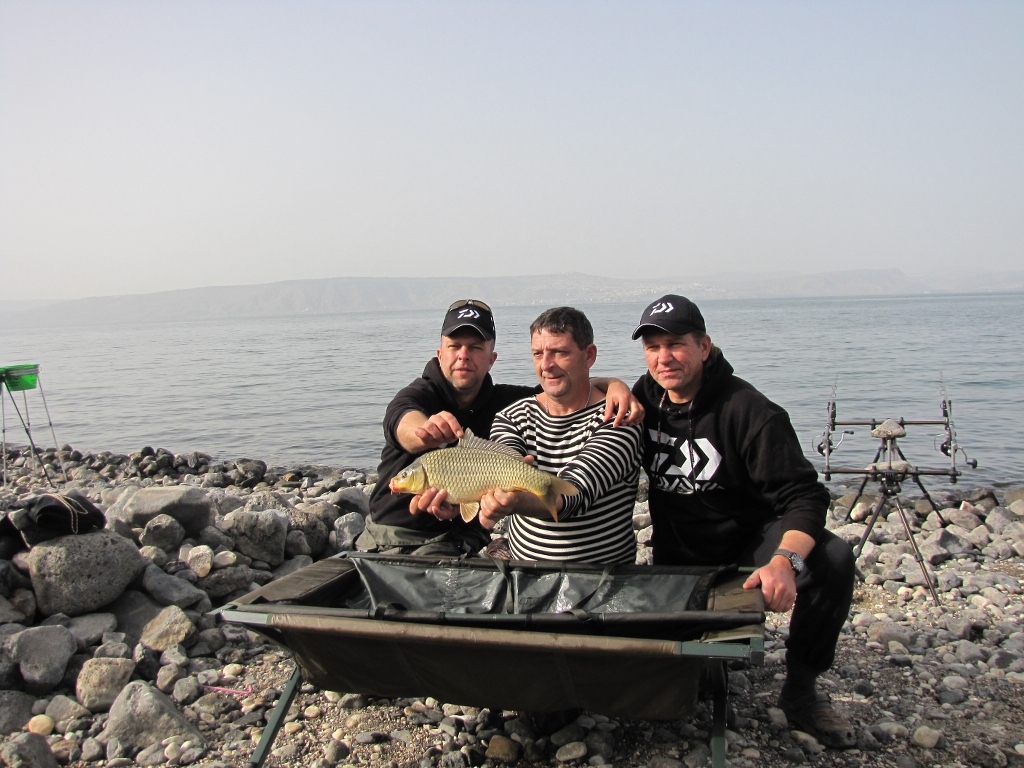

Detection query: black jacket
xmin=631 ymin=347 xmax=829 ymax=566
xmin=369 ymin=358 xmax=536 ymax=531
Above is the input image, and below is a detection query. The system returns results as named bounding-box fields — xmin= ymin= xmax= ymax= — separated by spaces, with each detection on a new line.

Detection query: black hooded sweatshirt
xmin=369 ymin=358 xmax=537 ymax=532
xmin=631 ymin=346 xmax=829 ymax=566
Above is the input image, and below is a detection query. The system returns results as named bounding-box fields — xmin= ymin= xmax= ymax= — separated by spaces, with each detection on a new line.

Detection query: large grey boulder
xmin=203 ymin=491 xmax=245 ymax=518
xmin=922 ymin=528 xmax=972 ymax=556
xmin=45 ymin=694 xmax=91 ymax=724
xmin=0 ymin=633 xmax=20 ymax=688
xmin=333 ymin=512 xmax=365 ymax=551
xmin=141 ymin=564 xmax=206 ymax=608
xmin=28 ymin=531 xmax=144 ymax=617
xmin=101 ymin=681 xmax=205 ymax=750
xmin=216 ymin=509 xmax=288 ymax=565
xmin=288 ymin=509 xmax=329 ymax=557
xmin=76 ymin=657 xmax=136 ymax=712
xmin=0 ymin=690 xmax=35 ymax=735
xmin=197 ymin=525 xmax=234 ymax=551
xmin=300 ymin=500 xmax=341 ymax=528
xmin=138 ymin=606 xmax=196 ymax=652
xmin=13 ymin=625 xmax=77 ymax=692
xmin=106 ymin=590 xmax=162 ymax=647
xmin=328 ymin=487 xmax=370 ymax=516
xmin=234 ymin=458 xmax=267 ymax=488
xmin=138 ymin=514 xmax=186 ymax=551
xmin=66 ymin=613 xmax=118 ymax=651
xmin=108 ymin=487 xmax=213 ymax=536
xmin=196 ymin=565 xmax=255 ymax=598
xmin=242 ymin=490 xmax=293 ymax=513
xmin=0 ymin=732 xmax=59 ymax=768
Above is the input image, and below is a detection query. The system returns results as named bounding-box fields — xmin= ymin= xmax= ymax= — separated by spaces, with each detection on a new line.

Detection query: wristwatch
xmin=772 ymin=548 xmax=806 ymax=574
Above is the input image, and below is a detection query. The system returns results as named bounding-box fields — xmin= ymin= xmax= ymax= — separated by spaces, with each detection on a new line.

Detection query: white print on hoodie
xmin=648 ymin=428 xmax=722 ymax=494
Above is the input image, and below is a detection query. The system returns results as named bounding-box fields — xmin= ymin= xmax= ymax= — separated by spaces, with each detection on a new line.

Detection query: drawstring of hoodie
xmin=656 ymin=391 xmax=701 ymax=495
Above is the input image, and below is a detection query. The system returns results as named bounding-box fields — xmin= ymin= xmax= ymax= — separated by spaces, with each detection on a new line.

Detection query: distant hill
xmin=2 ymin=268 xmax=1019 ymax=327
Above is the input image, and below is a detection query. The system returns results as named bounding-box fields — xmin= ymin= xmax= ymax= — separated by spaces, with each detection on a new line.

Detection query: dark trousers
xmin=734 ymin=518 xmax=855 ymax=675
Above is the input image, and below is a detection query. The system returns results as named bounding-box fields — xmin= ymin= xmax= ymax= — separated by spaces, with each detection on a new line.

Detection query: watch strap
xmin=772 ymin=548 xmax=805 ymax=573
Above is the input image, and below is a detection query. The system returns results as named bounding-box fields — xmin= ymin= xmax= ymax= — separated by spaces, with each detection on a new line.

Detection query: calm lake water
xmin=2 ymin=293 xmax=1022 ymax=489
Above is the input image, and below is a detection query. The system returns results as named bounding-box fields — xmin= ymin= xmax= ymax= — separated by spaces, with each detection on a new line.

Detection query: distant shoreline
xmin=2 ymin=270 xmax=1023 ymax=329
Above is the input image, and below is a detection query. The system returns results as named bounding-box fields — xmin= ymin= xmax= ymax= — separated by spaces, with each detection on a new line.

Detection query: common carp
xmin=388 ymin=430 xmax=579 ymax=523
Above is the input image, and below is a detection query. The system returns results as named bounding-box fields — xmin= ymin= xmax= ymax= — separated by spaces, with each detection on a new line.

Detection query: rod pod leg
xmin=248 ymin=664 xmax=302 ymax=768
xmin=853 ymin=494 xmax=888 ymax=560
xmin=892 ymin=496 xmax=941 ymax=605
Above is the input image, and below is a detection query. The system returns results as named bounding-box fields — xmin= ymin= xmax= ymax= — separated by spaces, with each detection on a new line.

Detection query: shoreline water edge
xmin=3 ymin=442 xmax=1024 ymax=767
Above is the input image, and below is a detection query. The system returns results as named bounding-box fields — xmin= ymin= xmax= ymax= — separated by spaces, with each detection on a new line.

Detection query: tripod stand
xmin=815 ymin=391 xmax=977 ymax=605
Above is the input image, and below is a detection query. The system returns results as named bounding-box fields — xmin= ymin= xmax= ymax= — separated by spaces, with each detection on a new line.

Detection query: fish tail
xmin=542 ymin=477 xmax=579 ymax=523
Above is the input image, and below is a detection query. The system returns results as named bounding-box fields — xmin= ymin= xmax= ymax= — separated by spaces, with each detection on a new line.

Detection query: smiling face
xmin=642 ymin=331 xmax=712 ymax=404
xmin=531 ymin=329 xmax=597 ymax=406
xmin=437 ymin=329 xmax=497 ymax=402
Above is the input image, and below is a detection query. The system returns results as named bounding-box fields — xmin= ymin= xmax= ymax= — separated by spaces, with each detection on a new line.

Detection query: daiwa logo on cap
xmin=457 ymin=308 xmax=480 ymax=319
xmin=649 ymin=302 xmax=674 ymax=315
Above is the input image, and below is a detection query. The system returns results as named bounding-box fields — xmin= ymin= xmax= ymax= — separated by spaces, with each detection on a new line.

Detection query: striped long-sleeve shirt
xmin=489 ymin=396 xmax=642 ymax=564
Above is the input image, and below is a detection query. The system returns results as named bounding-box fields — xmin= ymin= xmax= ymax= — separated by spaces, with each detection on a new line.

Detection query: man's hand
xmin=478 ymin=489 xmax=519 ymax=530
xmin=396 ymin=410 xmax=464 ymax=453
xmin=743 ymin=557 xmax=798 ymax=612
xmin=409 ymin=487 xmax=460 ymax=520
xmin=594 ymin=378 xmax=645 ymax=427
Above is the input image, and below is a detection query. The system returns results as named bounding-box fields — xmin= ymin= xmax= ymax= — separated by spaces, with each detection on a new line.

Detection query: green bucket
xmin=0 ymin=364 xmax=40 ymax=392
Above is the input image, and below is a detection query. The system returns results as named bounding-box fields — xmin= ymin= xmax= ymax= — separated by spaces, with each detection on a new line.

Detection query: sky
xmin=1 ymin=2 xmax=1022 ymax=301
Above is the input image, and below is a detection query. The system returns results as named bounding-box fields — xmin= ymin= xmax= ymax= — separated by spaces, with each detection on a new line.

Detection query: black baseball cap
xmin=441 ymin=299 xmax=496 ymax=342
xmin=631 ymin=294 xmax=706 ymax=340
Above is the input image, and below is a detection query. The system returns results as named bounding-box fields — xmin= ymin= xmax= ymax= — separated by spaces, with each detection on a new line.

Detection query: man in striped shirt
xmin=479 ymin=307 xmax=643 ymax=564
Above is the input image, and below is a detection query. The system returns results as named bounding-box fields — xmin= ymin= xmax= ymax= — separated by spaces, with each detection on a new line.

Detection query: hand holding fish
xmin=409 ymin=487 xmax=459 ymax=520
xmin=396 ymin=410 xmax=465 ymax=452
xmin=390 ymin=431 xmax=577 ymax=524
xmin=478 ymin=487 xmax=562 ymax=530
xmin=409 ymin=457 xmax=537 ymax=521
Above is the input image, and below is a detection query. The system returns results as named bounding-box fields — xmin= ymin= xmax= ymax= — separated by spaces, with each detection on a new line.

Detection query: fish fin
xmin=459 ymin=502 xmax=480 ymax=523
xmin=459 ymin=429 xmax=526 ymax=460
xmin=540 ymin=477 xmax=580 ymax=524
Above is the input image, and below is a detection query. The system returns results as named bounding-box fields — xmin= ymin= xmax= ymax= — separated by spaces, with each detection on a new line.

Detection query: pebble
xmin=485 ymin=734 xmax=521 ymax=762
xmin=26 ymin=714 xmax=54 ymax=736
xmin=911 ymin=725 xmax=945 ymax=749
xmin=555 ymin=741 xmax=588 ymax=761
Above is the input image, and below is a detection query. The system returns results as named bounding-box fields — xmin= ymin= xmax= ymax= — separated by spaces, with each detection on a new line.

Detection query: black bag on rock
xmin=9 ymin=492 xmax=106 ymax=546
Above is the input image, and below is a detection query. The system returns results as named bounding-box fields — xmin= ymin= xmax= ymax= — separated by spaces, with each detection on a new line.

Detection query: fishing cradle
xmin=220 ymin=552 xmax=765 ymax=768
xmin=0 ymin=364 xmax=68 ymax=488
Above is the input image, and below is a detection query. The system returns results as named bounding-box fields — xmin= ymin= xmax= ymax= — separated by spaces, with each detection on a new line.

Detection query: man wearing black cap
xmin=630 ymin=295 xmax=856 ymax=749
xmin=360 ymin=299 xmax=641 ymax=556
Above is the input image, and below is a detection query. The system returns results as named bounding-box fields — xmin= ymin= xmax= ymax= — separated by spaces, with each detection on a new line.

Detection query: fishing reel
xmin=938 ymin=398 xmax=978 ymax=470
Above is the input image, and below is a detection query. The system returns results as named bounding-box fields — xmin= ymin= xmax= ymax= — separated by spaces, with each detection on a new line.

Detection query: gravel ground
xmin=3 ymin=443 xmax=1024 ymax=768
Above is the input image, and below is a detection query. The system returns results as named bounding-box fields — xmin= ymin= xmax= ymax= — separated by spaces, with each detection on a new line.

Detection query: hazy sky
xmin=2 ymin=2 xmax=1022 ymax=301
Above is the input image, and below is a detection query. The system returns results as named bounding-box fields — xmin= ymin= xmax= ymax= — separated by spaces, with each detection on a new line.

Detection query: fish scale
xmin=388 ymin=429 xmax=579 ymax=522
xmin=419 ymin=447 xmax=542 ymax=503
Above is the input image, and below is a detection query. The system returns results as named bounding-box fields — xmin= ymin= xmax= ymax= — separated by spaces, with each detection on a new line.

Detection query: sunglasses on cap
xmin=447 ymin=299 xmax=492 ymax=313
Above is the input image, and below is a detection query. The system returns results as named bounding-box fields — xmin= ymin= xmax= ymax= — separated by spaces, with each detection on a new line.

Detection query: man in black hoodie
xmin=630 ymin=294 xmax=856 ymax=749
xmin=361 ymin=299 xmax=640 ymax=556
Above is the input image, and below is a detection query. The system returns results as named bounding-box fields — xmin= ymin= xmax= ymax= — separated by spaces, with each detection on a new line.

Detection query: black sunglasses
xmin=447 ymin=299 xmax=492 ymax=313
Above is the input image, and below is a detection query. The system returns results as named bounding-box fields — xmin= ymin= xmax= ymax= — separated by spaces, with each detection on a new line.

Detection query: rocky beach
xmin=2 ymin=443 xmax=1024 ymax=768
